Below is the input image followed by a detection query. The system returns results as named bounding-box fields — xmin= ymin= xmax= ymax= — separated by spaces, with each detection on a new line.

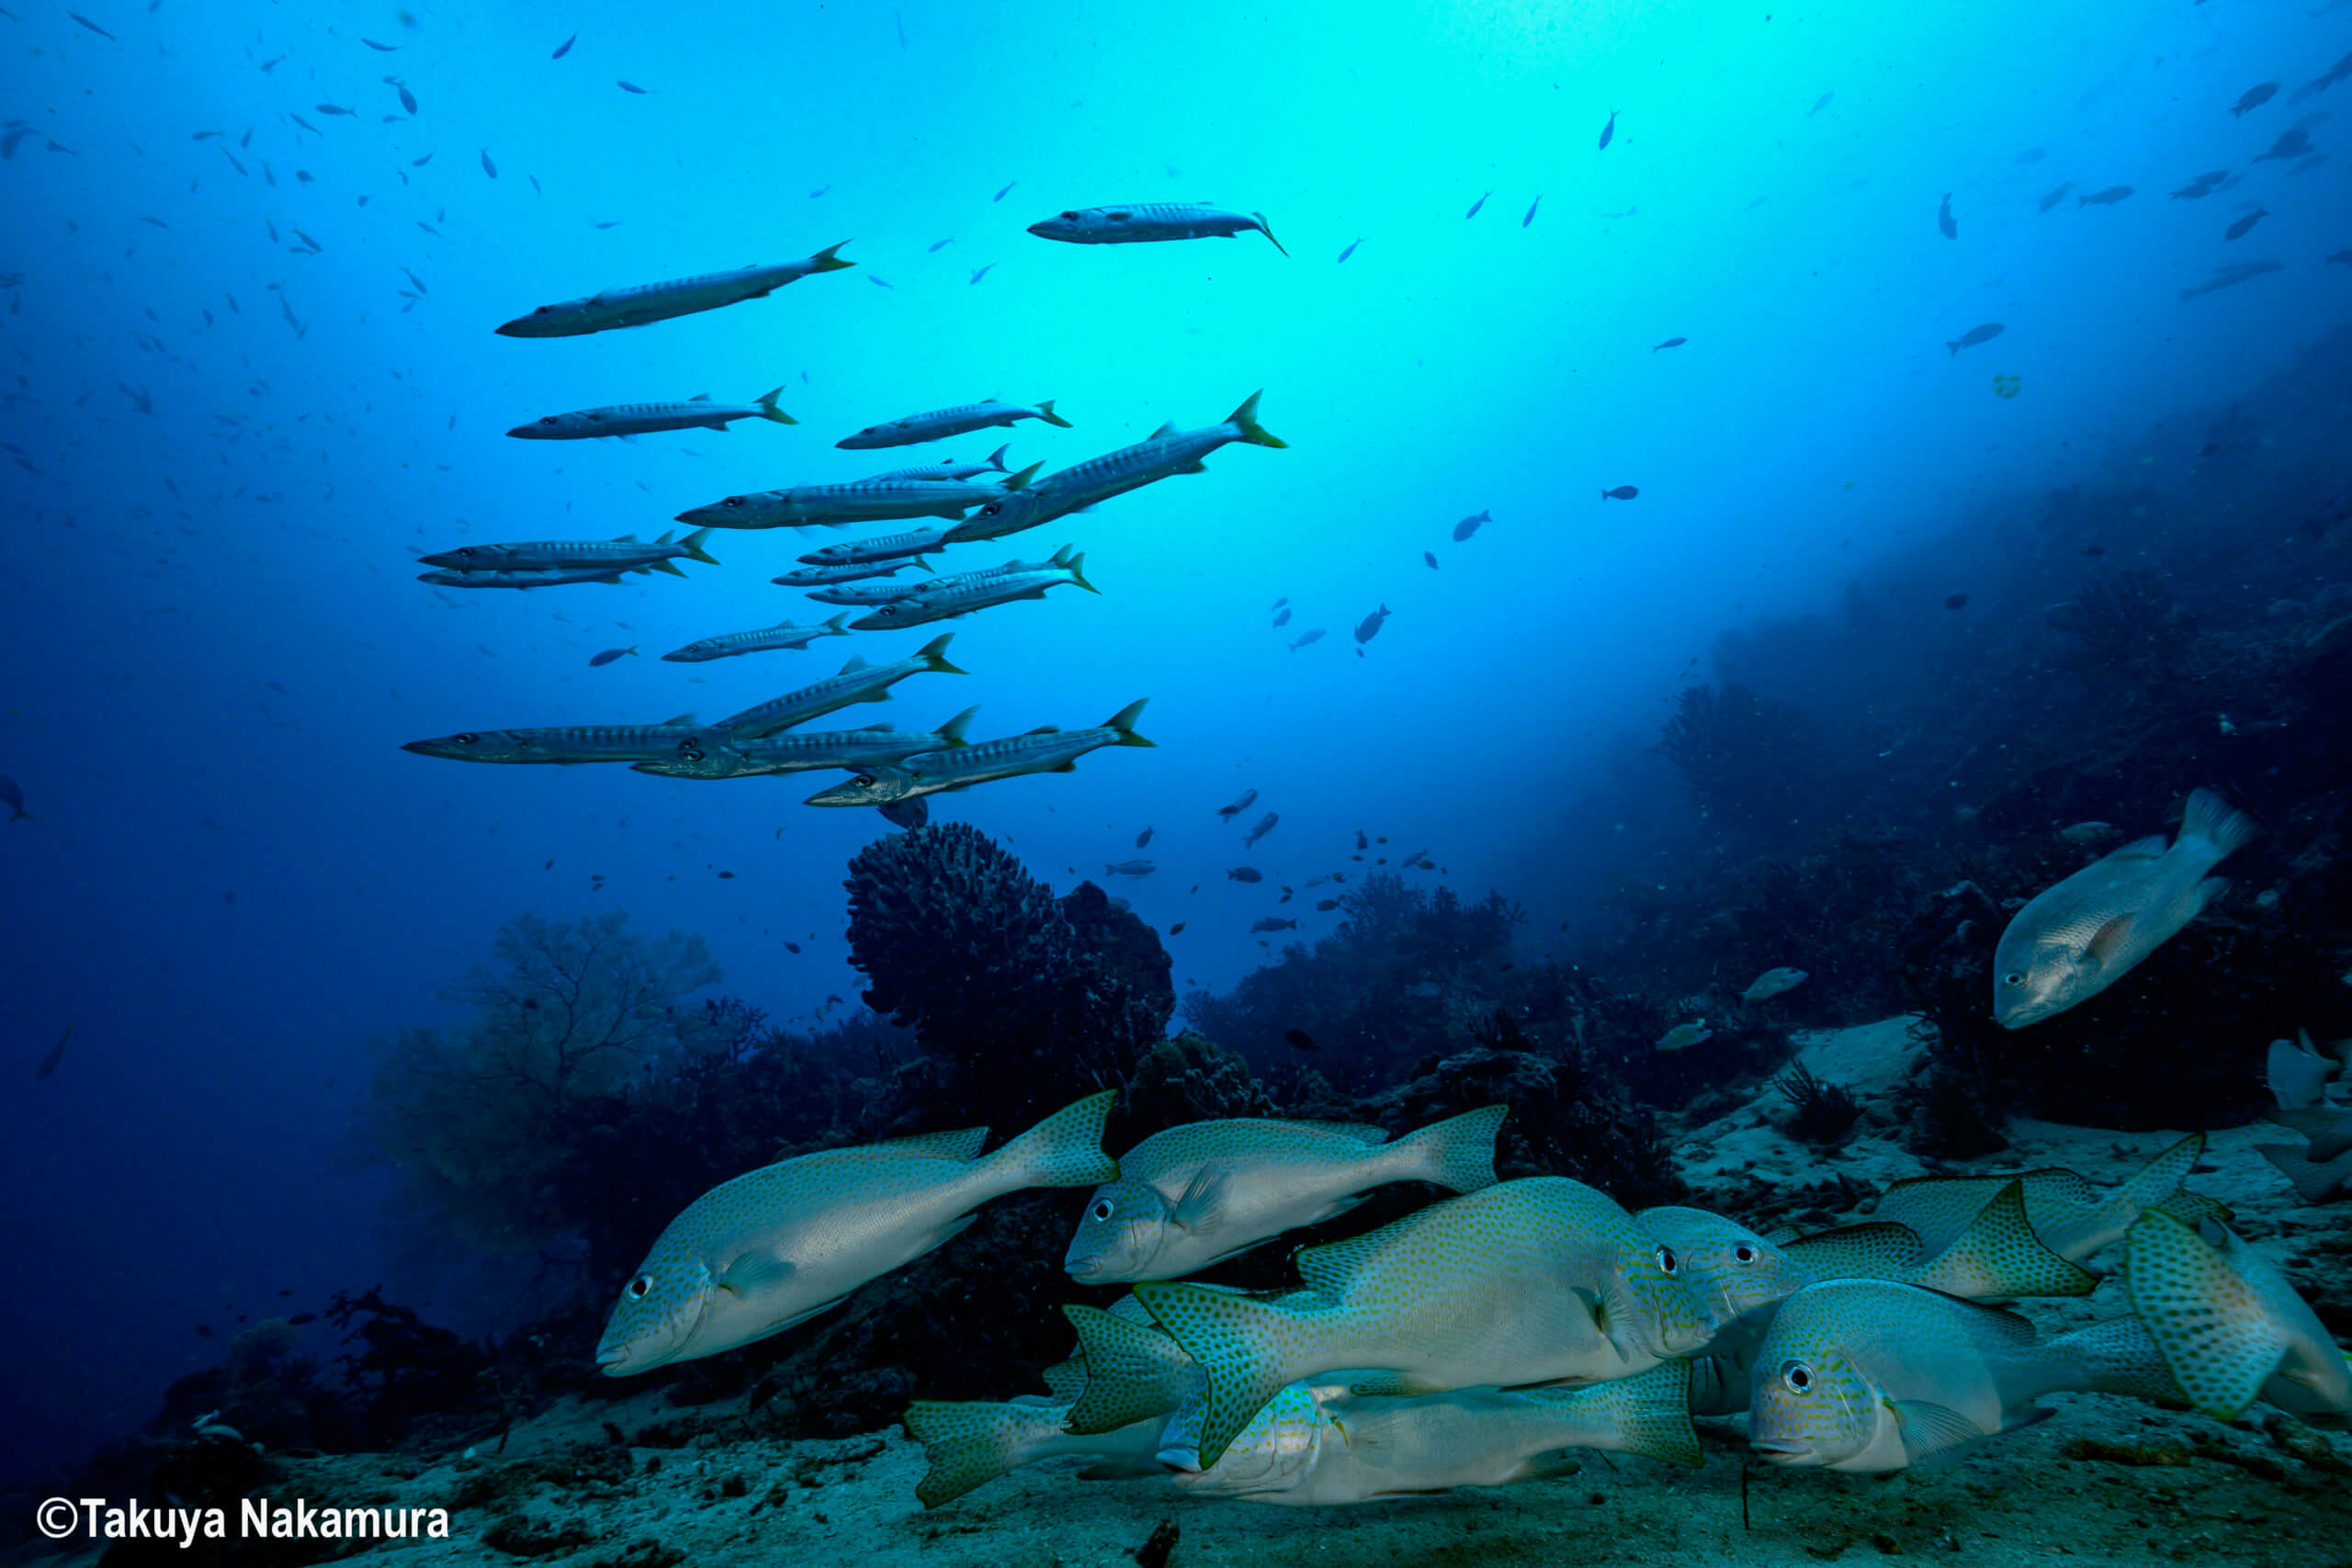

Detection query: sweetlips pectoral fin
xmin=2084 ymin=915 xmax=2139 ymax=966
xmin=1169 ymin=1167 xmax=1233 ymax=1235
xmin=1890 ymin=1398 xmax=1986 ymax=1464
xmin=2126 ymin=1209 xmax=2283 ymax=1421
xmin=716 ymin=1251 xmax=796 ymax=1300
xmin=1130 ymin=1280 xmax=1295 ymax=1469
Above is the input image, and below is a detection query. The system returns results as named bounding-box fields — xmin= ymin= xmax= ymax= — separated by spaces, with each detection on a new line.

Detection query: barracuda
xmin=676 ymin=463 xmax=1040 ymax=530
xmin=493 ymin=244 xmax=854 ymax=336
xmin=633 ymin=707 xmax=979 ymax=780
xmin=804 ymin=698 xmax=1150 ymax=806
xmin=796 ymin=525 xmax=956 ymax=568
xmin=771 ymin=558 xmax=933 ymax=589
xmin=837 ymin=399 xmax=1071 ymax=449
xmin=716 ymin=635 xmax=966 ymax=739
xmin=507 ymin=389 xmax=795 ymax=439
xmin=400 ymin=716 xmax=714 ymax=764
xmin=847 ymin=554 xmax=1094 ymax=631
xmin=944 ymin=392 xmax=1282 ymax=546
xmin=660 ymin=614 xmax=853 ymax=664
xmin=418 ymin=528 xmax=718 ymax=574
xmin=1026 ymin=203 xmax=1286 ymax=254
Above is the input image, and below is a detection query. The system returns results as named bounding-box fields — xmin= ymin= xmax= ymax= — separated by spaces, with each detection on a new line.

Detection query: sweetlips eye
xmin=1781 ymin=1361 xmax=1813 ymax=1393
xmin=1656 ymin=1245 xmax=1679 ymax=1275
xmin=1091 ymin=1200 xmax=1113 ymax=1221
xmin=627 ymin=1275 xmax=652 ymax=1300
xmin=1734 ymin=1243 xmax=1759 ymax=1264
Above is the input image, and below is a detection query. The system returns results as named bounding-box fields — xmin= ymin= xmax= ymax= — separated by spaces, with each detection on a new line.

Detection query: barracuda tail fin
xmin=918 ymin=633 xmax=967 ymax=675
xmin=936 ymin=705 xmax=980 ymax=746
xmin=1104 ymin=698 xmax=1152 ymax=747
xmin=1227 ymin=390 xmax=1285 ymax=449
xmin=1002 ymin=460 xmax=1044 ymax=491
xmin=755 ymin=387 xmax=797 ymax=425
xmin=1035 ymin=398 xmax=1073 ymax=428
xmin=679 ymin=527 xmax=720 ymax=567
xmin=809 ymin=241 xmax=854 ymax=272
xmin=1062 ymin=551 xmax=1098 ymax=594
xmin=1251 ymin=211 xmax=1288 ymax=255
xmin=983 ymin=442 xmax=1012 ymax=472
xmin=822 ymin=613 xmax=852 ymax=634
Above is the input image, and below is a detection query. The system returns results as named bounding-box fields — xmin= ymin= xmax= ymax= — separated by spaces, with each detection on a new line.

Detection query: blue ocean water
xmin=1 ymin=0 xmax=2347 ymax=1510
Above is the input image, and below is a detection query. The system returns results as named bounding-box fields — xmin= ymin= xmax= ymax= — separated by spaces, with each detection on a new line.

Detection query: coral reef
xmin=845 ymin=824 xmax=1172 ymax=1124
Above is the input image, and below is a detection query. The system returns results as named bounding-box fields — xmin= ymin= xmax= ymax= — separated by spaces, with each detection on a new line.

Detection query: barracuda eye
xmin=1058 ymin=210 xmax=1080 ymax=221
xmin=978 ymin=502 xmax=1001 ymax=516
xmin=537 ymin=415 xmax=560 ymax=425
xmin=678 ymin=741 xmax=705 ymax=761
xmin=1781 ymin=1361 xmax=1813 ymax=1393
xmin=533 ymin=305 xmax=552 ymax=315
xmin=1655 ymin=1245 xmax=1679 ymax=1275
xmin=852 ymin=774 xmax=876 ymax=789
xmin=454 ymin=732 xmax=480 ymax=745
xmin=723 ymin=496 xmax=745 ymax=509
xmin=1734 ymin=1243 xmax=1760 ymax=1265
xmin=627 ymin=1274 xmax=652 ymax=1300
xmin=1091 ymin=1199 xmax=1113 ymax=1221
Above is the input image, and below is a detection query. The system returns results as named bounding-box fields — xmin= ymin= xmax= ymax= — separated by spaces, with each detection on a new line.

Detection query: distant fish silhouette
xmin=1600 ymin=485 xmax=1639 ymax=501
xmin=551 ymin=33 xmax=577 ymax=59
xmin=1522 ymin=195 xmax=1542 ymax=228
xmin=35 ymin=1021 xmax=71 ymax=1080
xmin=1465 ymin=191 xmax=1488 ymax=219
xmin=1598 ymin=109 xmax=1618 ymax=150
xmin=1653 ymin=336 xmax=1687 ymax=351
xmin=1453 ymin=509 xmax=1488 ymax=541
xmin=1938 ymin=192 xmax=1957 ymax=240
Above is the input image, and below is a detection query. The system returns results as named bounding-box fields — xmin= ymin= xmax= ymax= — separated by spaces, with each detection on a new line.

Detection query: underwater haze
xmin=3 ymin=0 xmax=2351 ymax=1531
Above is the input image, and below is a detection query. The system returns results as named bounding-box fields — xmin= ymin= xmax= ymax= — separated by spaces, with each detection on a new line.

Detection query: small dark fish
xmin=969 ymin=264 xmax=995 ymax=285
xmin=394 ymin=83 xmax=418 ymax=114
xmin=1272 ymin=597 xmax=1288 ymax=608
xmin=1944 ymin=592 xmax=1969 ymax=610
xmin=1356 ymin=830 xmax=1368 ymax=851
xmin=552 ymin=33 xmax=577 ymax=59
xmin=1652 ymin=336 xmax=1687 ymax=350
xmin=809 ymin=185 xmax=831 ymax=197
xmin=1217 ymin=789 xmax=1259 ymax=821
xmin=1227 ymin=866 xmax=1263 ymax=883
xmin=1522 ymin=195 xmax=1542 ymax=227
xmin=1288 ymin=628 xmax=1325 ymax=650
xmin=2084 ymin=544 xmax=2105 ymax=557
xmin=1453 ymin=508 xmax=1488 ymax=542
xmin=617 ymin=80 xmax=647 ymax=94
xmin=1424 ymin=551 xmax=1439 ymax=570
xmin=784 ymin=941 xmax=801 ymax=953
xmin=869 ymin=275 xmax=894 ymax=288
xmin=2037 ymin=182 xmax=2074 ymax=213
xmin=588 ymin=646 xmax=637 ymax=667
xmin=1354 ymin=604 xmax=1391 ymax=644
xmin=2231 ymin=82 xmax=2278 ymax=117
xmin=1136 ymin=827 xmax=1154 ymax=848
xmin=288 ymin=113 xmax=320 ymax=134
xmin=1251 ymin=917 xmax=1299 ymax=934
xmin=2169 ymin=181 xmax=2218 ymax=199
xmin=194 ymin=1325 xmax=213 ymax=1337
xmin=315 ymin=104 xmax=355 ymax=116
xmin=1598 ymin=109 xmax=1617 ymax=150
xmin=1465 ymin=191 xmax=1488 ymax=219
xmin=413 ymin=152 xmax=432 ymax=165
xmin=928 ymin=238 xmax=954 ymax=252
xmin=1169 ymin=920 xmax=1186 ymax=935
xmin=0 ymin=773 xmax=27 ymax=820
xmin=2223 ymin=208 xmax=2267 ymax=241
xmin=1243 ymin=812 xmax=1280 ymax=849
xmin=35 ymin=1021 xmax=70 ymax=1079
xmin=1316 ymin=898 xmax=1339 ymax=912
xmin=1272 ymin=606 xmax=1293 ymax=627
xmin=69 ymin=11 xmax=116 ymax=39
xmin=363 ymin=38 xmax=399 ymax=51
xmin=1283 ymin=1028 xmax=1317 ymax=1051
xmin=2077 ymin=186 xmax=2134 ymax=206
xmin=288 ymin=1312 xmax=318 ymax=1325
xmin=1600 ymin=485 xmax=1639 ymax=501
xmin=1337 ymin=237 xmax=1363 ymax=264
xmin=1808 ymin=92 xmax=1834 ymax=117
xmin=481 ymin=149 xmax=498 ymax=178
xmin=879 ymin=798 xmax=929 ymax=829
xmin=1938 ymin=192 xmax=1957 ymax=239
xmin=2254 ymin=129 xmax=2312 ymax=163
xmin=1945 ymin=321 xmax=2004 ymax=356
xmin=994 ymin=180 xmax=1016 ymax=201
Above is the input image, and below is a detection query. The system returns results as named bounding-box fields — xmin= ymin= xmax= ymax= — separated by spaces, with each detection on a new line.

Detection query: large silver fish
xmin=659 ymin=614 xmax=853 ymax=663
xmin=1992 ymin=788 xmax=2256 ymax=1027
xmin=419 ymin=528 xmax=717 ymax=575
xmin=631 ymin=709 xmax=978 ymax=781
xmin=1063 ymin=1107 xmax=1507 ymax=1285
xmin=1747 ymin=1280 xmax=2179 ymax=1472
xmin=1127 ymin=1177 xmax=1716 ymax=1469
xmin=595 ymin=1094 xmax=1115 ymax=1375
xmin=847 ymin=556 xmax=1093 ymax=631
xmin=803 ymin=700 xmax=1151 ymax=806
xmin=400 ymin=716 xmax=710 ymax=764
xmin=715 ymin=636 xmax=966 ymax=739
xmin=676 ymin=465 xmax=1039 ymax=530
xmin=494 ymin=245 xmax=853 ymax=336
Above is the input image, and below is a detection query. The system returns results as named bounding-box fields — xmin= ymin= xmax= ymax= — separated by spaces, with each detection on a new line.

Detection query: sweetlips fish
xmin=1849 ymin=1133 xmax=2223 ymax=1265
xmin=1127 ymin=1176 xmax=1717 ymax=1468
xmin=596 ymin=1092 xmax=1115 ymax=1375
xmin=1742 ymin=966 xmax=1808 ymax=1000
xmin=900 ymin=1398 xmax=1167 ymax=1508
xmin=1993 ymin=788 xmax=2256 ymax=1027
xmin=1165 ymin=1361 xmax=1700 ymax=1505
xmin=1747 ymin=1279 xmax=2181 ymax=1472
xmin=1062 ymin=1106 xmax=1509 ymax=1284
xmin=2125 ymin=1210 xmax=2352 ymax=1421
